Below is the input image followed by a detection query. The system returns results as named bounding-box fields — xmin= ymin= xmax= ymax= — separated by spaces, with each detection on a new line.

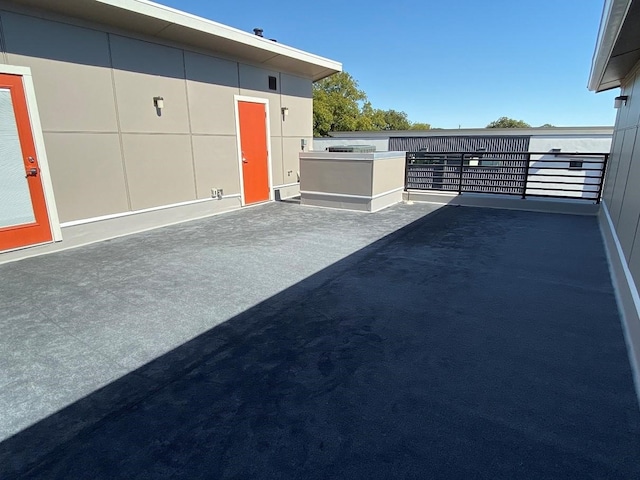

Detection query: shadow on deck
xmin=1 ymin=205 xmax=639 ymax=479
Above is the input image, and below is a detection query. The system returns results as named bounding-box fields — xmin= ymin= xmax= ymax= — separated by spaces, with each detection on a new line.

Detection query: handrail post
xmin=596 ymin=153 xmax=609 ymax=204
xmin=404 ymin=152 xmax=409 ymax=191
xmin=458 ymin=153 xmax=464 ymax=195
xmin=522 ymin=153 xmax=531 ymax=199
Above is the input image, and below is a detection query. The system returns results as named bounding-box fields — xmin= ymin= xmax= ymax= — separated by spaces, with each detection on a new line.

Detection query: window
xmin=569 ymin=160 xmax=583 ymax=169
xmin=268 ymin=76 xmax=277 ymax=91
xmin=480 ymin=159 xmax=501 ymax=167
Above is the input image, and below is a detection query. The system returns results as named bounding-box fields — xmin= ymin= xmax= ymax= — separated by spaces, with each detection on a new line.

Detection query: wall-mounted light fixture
xmin=551 ymin=148 xmax=562 ymax=155
xmin=470 ymin=147 xmax=486 ymax=163
xmin=281 ymin=106 xmax=289 ymax=120
xmin=614 ymin=95 xmax=628 ymax=109
xmin=153 ymin=96 xmax=164 ymax=110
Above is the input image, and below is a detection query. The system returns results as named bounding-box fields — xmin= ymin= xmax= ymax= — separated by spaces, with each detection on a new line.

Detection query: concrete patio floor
xmin=1 ymin=201 xmax=639 ymax=478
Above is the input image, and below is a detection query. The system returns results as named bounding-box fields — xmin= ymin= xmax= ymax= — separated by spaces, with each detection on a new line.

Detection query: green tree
xmin=313 ymin=71 xmax=432 ymax=135
xmin=409 ymin=122 xmax=432 ymax=130
xmin=486 ymin=117 xmax=531 ymax=128
xmin=539 ymin=123 xmax=555 ymax=128
xmin=381 ymin=109 xmax=411 ymax=130
xmin=313 ymin=72 xmax=366 ymax=136
xmin=356 ymin=101 xmax=387 ymax=131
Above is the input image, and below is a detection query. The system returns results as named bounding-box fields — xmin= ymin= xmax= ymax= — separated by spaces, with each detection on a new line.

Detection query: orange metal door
xmin=0 ymin=73 xmax=52 ymax=251
xmin=238 ymin=101 xmax=270 ymax=205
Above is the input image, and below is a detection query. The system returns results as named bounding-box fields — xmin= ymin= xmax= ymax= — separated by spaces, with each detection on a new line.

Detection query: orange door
xmin=0 ymin=73 xmax=52 ymax=251
xmin=238 ymin=101 xmax=270 ymax=205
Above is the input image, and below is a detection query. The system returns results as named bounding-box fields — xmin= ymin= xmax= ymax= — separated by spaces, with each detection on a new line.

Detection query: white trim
xmin=273 ymin=182 xmax=300 ymax=189
xmin=59 ymin=195 xmax=239 ymax=227
xmin=300 ymin=187 xmax=404 ymax=201
xmin=0 ymin=65 xmax=32 ymax=76
xmin=233 ymin=99 xmax=246 ymax=206
xmin=600 ymin=202 xmax=640 ymax=404
xmin=300 ymin=191 xmax=371 ymax=200
xmin=234 ymin=95 xmax=274 ymax=207
xmin=602 ymin=201 xmax=640 ymax=311
xmin=0 ymin=65 xmax=62 ymax=244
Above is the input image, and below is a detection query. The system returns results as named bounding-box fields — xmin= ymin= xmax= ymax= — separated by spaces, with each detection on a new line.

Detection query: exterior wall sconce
xmin=614 ymin=96 xmax=628 ymax=108
xmin=470 ymin=147 xmax=486 ymax=164
xmin=153 ymin=96 xmax=164 ymax=110
xmin=551 ymin=148 xmax=562 ymax=156
xmin=281 ymin=106 xmax=289 ymax=120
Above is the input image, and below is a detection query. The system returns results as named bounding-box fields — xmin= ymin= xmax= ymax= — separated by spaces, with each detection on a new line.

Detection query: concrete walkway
xmin=1 ymin=202 xmax=639 ymax=478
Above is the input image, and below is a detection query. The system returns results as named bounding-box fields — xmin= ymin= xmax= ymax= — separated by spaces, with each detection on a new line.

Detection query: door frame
xmin=233 ymin=95 xmax=273 ymax=207
xmin=0 ymin=64 xmax=61 ymax=246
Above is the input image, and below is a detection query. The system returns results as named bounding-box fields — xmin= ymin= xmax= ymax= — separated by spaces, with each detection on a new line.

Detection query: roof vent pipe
xmin=253 ymin=28 xmax=264 ymax=37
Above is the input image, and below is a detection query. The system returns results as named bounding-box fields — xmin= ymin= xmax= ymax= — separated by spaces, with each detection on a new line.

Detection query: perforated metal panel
xmin=390 ymin=135 xmax=530 ymax=153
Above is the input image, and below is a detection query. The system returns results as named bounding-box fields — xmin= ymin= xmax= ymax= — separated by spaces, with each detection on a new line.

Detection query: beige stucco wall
xmin=42 ymin=132 xmax=129 ymax=221
xmin=602 ymin=60 xmax=640 ymax=285
xmin=372 ymin=156 xmax=405 ymax=196
xmin=0 ymin=4 xmax=313 ymax=222
xmin=300 ymin=159 xmax=373 ymax=197
xmin=299 ymin=152 xmax=405 ymax=212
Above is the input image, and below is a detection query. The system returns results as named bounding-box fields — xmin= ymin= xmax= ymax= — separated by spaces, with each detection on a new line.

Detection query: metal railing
xmin=405 ymin=151 xmax=610 ymax=203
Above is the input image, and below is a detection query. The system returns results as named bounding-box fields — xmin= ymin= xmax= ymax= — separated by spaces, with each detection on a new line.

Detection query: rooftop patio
xmin=1 ymin=201 xmax=639 ymax=478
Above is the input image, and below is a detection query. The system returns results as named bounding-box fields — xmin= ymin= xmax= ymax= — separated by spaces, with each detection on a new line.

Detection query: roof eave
xmin=10 ymin=0 xmax=342 ymax=80
xmin=588 ymin=0 xmax=633 ymax=92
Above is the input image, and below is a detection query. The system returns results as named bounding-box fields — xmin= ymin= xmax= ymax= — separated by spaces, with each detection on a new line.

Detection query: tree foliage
xmin=381 ymin=110 xmax=411 ymax=130
xmin=313 ymin=72 xmax=430 ymax=136
xmin=486 ymin=117 xmax=531 ymax=128
xmin=313 ymin=72 xmax=366 ymax=136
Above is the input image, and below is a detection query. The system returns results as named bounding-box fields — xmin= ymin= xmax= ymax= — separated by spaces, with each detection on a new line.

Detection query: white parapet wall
xmin=299 ymin=151 xmax=405 ymax=212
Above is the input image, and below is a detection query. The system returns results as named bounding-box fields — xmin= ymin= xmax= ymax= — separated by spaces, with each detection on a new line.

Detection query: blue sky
xmin=156 ymin=0 xmax=616 ymax=129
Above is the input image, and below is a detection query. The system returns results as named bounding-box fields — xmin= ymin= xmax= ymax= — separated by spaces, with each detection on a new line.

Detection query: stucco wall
xmin=603 ymin=62 xmax=640 ymax=285
xmin=0 ymin=5 xmax=312 ymax=222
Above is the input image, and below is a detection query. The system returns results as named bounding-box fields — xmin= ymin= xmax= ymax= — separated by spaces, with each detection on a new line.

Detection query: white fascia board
xmin=588 ymin=0 xmax=633 ymax=91
xmin=95 ymin=0 xmax=342 ymax=74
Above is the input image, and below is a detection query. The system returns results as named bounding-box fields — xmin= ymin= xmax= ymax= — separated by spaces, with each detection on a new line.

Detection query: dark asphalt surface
xmin=2 ymin=205 xmax=639 ymax=478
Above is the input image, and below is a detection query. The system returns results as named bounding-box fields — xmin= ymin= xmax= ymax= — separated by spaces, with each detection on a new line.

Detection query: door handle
xmin=25 ymin=167 xmax=38 ymax=178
